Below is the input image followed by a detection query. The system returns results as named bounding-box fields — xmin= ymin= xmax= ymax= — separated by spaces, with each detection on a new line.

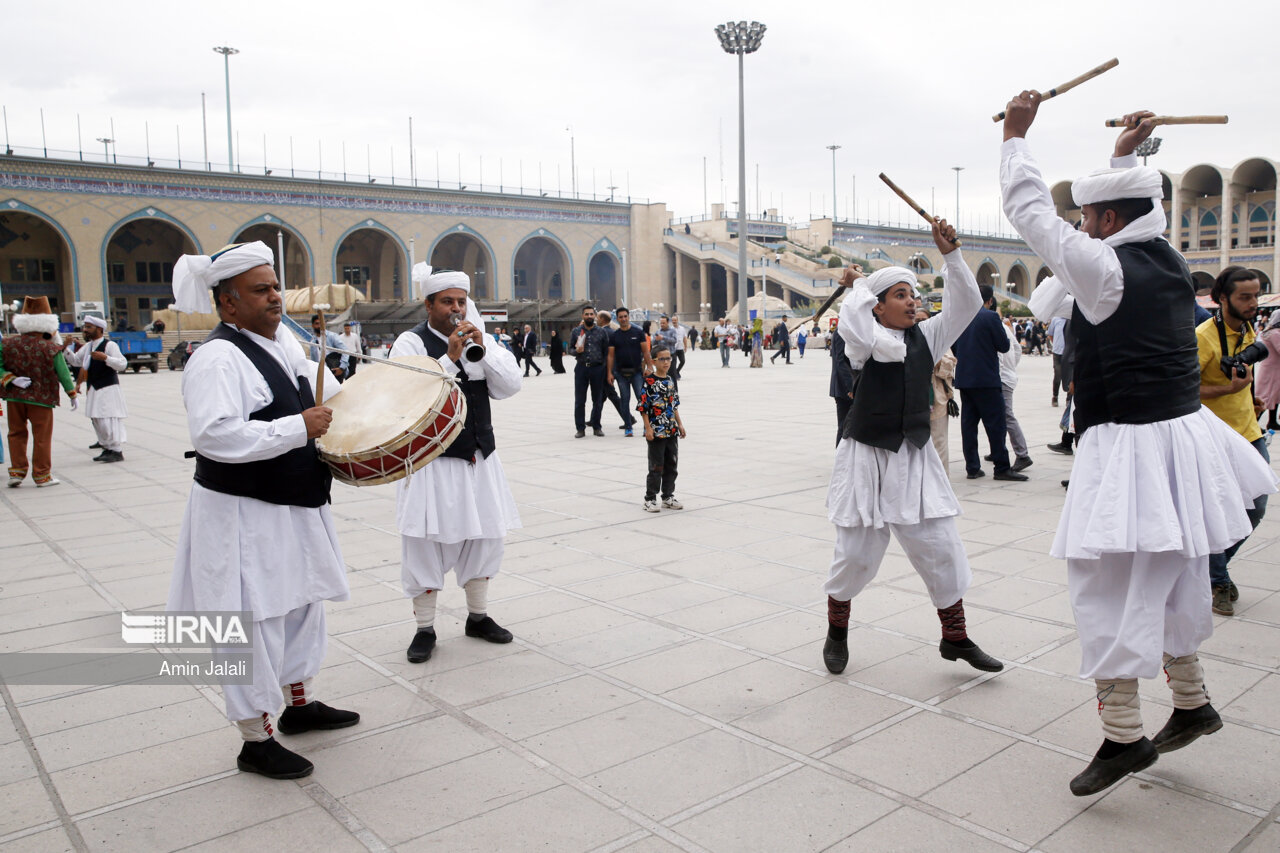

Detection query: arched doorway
xmin=1035 ymin=265 xmax=1053 ymax=286
xmin=233 ymin=219 xmax=311 ymax=291
xmin=1181 ymin=165 xmax=1224 ymax=251
xmin=975 ymin=260 xmax=999 ymax=292
xmin=1006 ymin=263 xmax=1029 ymax=298
xmin=430 ymin=230 xmax=493 ymax=299
xmin=1247 ymin=268 xmax=1272 ymax=294
xmin=513 ymin=234 xmax=570 ymax=301
xmin=0 ymin=206 xmax=76 ymax=317
xmin=335 ymin=225 xmax=404 ymax=301
xmin=588 ymin=251 xmax=619 ymax=309
xmin=1191 ymin=270 xmax=1215 ymax=293
xmin=104 ymin=216 xmax=197 ymax=328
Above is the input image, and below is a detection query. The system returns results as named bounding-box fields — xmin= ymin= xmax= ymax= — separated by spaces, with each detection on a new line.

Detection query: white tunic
xmin=1000 ymin=138 xmax=1277 ymax=558
xmin=167 ymin=323 xmax=349 ymax=621
xmin=827 ymin=251 xmax=981 ymax=529
xmin=66 ymin=339 xmax=128 ymax=418
xmin=390 ymin=324 xmax=522 ymax=544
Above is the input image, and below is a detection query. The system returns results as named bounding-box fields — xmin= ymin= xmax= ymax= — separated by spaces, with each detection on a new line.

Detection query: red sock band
xmin=828 ymin=596 xmax=851 ymax=628
xmin=937 ymin=600 xmax=967 ymax=642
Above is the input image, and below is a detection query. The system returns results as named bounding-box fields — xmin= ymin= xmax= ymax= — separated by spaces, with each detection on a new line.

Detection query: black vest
xmin=193 ymin=324 xmax=332 ymax=507
xmin=85 ymin=338 xmax=120 ymax=390
xmin=1070 ymin=239 xmax=1201 ymax=435
xmin=844 ymin=324 xmax=932 ymax=452
xmin=411 ymin=322 xmax=496 ymax=462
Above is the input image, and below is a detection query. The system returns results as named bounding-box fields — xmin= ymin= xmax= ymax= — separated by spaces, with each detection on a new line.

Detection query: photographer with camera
xmin=1197 ymin=266 xmax=1270 ymax=616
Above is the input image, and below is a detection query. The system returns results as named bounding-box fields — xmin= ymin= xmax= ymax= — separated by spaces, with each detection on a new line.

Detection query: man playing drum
xmin=391 ymin=265 xmax=522 ymax=664
xmin=167 ymin=242 xmax=360 ymax=780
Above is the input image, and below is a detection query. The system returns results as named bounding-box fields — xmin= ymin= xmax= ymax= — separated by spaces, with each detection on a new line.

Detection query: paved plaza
xmin=1 ymin=343 xmax=1278 ymax=852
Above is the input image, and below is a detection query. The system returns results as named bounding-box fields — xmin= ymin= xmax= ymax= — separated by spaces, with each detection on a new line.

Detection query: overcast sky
xmin=5 ymin=0 xmax=1276 ymax=235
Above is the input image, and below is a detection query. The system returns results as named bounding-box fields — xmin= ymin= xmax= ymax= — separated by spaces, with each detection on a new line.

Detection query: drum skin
xmin=317 ymin=355 xmax=467 ymax=486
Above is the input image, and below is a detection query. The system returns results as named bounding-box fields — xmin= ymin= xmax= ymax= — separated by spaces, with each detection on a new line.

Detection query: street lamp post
xmin=715 ymin=19 xmax=767 ymax=328
xmin=1136 ymin=137 xmax=1162 ymax=166
xmin=951 ymin=166 xmax=964 ymax=232
xmin=826 ymin=145 xmax=840 ymax=223
xmin=213 ymin=46 xmax=239 ymax=171
xmin=95 ymin=137 xmax=114 ymax=163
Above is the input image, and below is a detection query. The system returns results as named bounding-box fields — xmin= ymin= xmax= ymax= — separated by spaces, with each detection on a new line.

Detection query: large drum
xmin=317 ymin=355 xmax=466 ymax=486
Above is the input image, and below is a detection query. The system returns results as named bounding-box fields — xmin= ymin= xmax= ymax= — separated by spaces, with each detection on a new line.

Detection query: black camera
xmin=1220 ymin=341 xmax=1269 ymax=380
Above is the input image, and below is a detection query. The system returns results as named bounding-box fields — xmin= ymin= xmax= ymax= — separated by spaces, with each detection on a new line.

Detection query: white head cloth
xmin=864 ymin=266 xmax=920 ymax=297
xmin=171 ymin=242 xmax=275 ymax=314
xmin=411 ymin=262 xmax=485 ymax=332
xmin=83 ymin=315 xmax=108 ymax=330
xmin=1071 ymin=166 xmax=1163 ymax=206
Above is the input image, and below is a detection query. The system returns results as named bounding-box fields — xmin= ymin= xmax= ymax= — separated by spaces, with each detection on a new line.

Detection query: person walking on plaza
xmin=307 ymin=314 xmax=348 ymax=382
xmin=670 ymin=314 xmax=689 ymax=377
xmin=714 ymin=318 xmax=734 ymax=367
xmin=519 ymin=324 xmax=542 ymax=377
xmin=823 ymin=221 xmax=1004 ymax=679
xmin=2 ymin=296 xmax=78 ymax=487
xmin=67 ymin=315 xmax=128 ymax=462
xmin=1000 ymin=97 xmax=1276 ymax=796
xmin=167 ymin=241 xmax=359 ymax=780
xmin=951 ymin=286 xmax=1029 ymax=480
xmin=770 ymin=316 xmax=792 ymax=364
xmin=640 ymin=345 xmax=686 ymax=512
xmin=797 ymin=325 xmax=808 ymax=358
xmin=571 ymin=305 xmax=610 ymax=437
xmin=1197 ymin=266 xmax=1271 ymax=616
xmin=390 ymin=265 xmax=521 ymax=666
xmin=549 ymin=329 xmax=566 ymax=374
xmin=607 ymin=307 xmax=652 ymax=437
xmin=338 ymin=321 xmax=362 ymax=379
xmin=653 ymin=315 xmax=681 ymax=382
xmin=595 ymin=311 xmax=635 ymax=429
xmin=998 ymin=316 xmax=1033 ymax=471
xmin=1049 ymin=314 xmax=1068 ymax=405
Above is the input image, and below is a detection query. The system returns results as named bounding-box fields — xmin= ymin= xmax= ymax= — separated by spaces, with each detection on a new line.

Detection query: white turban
xmin=83 ymin=315 xmax=108 ymax=330
xmin=171 ymin=242 xmax=275 ymax=314
xmin=1071 ymin=166 xmax=1163 ymax=206
xmin=411 ymin=262 xmax=485 ymax=332
xmin=864 ymin=266 xmax=920 ymax=297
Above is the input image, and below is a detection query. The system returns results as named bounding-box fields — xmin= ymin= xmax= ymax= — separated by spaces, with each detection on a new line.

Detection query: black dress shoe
xmin=465 ymin=615 xmax=513 ymax=643
xmin=1011 ymin=456 xmax=1033 ymax=471
xmin=1062 ymin=479 xmax=1070 ymax=488
xmin=277 ymin=700 xmax=361 ymax=734
xmin=1152 ymin=704 xmax=1222 ymax=753
xmin=574 ymin=430 xmax=586 ymax=438
xmin=93 ymin=450 xmax=111 ymax=462
xmin=939 ymin=638 xmax=1003 ymax=672
xmin=823 ymin=625 xmax=849 ymax=674
xmin=101 ymin=450 xmax=124 ymax=463
xmin=1046 ymin=442 xmax=1074 ymax=456
xmin=89 ymin=442 xmax=102 ymax=449
xmin=993 ymin=470 xmax=1029 ymax=481
xmin=237 ymin=738 xmax=314 ymax=779
xmin=407 ymin=627 xmax=437 ymax=663
xmin=593 ymin=427 xmax=605 ymax=436
xmin=983 ymin=454 xmax=993 ymax=462
xmin=1070 ymin=738 xmax=1158 ymax=796
xmin=966 ymin=470 xmax=986 ymax=479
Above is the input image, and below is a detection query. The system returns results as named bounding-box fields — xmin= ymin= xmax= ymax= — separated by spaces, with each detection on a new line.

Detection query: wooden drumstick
xmin=878 ymin=172 xmax=960 ymax=247
xmin=314 ymin=302 xmax=330 ymax=402
xmin=1104 ymin=114 xmax=1228 ymax=128
xmin=992 ymin=57 xmax=1119 ymax=122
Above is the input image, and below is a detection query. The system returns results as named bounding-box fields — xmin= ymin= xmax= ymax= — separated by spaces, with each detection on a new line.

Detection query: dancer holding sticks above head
xmin=999 ymin=97 xmax=1277 ymax=797
xmin=822 ymin=216 xmax=1004 ymax=678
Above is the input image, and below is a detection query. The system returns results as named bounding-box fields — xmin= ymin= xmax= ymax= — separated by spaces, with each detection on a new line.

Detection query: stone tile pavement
xmin=1 ymin=342 xmax=1277 ymax=852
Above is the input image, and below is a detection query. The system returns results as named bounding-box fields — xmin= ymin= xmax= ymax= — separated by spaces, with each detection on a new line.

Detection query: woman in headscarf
xmin=548 ymin=330 xmax=566 ymax=374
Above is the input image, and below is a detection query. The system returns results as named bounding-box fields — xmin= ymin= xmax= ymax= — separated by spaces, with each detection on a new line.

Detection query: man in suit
xmin=951 ymin=285 xmax=1029 ymax=481
xmin=828 ymin=318 xmax=857 ymax=446
xmin=519 ymin=324 xmax=542 ymax=377
xmin=770 ymin=316 xmax=792 ymax=364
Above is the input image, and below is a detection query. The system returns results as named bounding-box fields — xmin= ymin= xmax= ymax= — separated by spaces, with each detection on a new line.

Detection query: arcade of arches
xmin=336 ymin=228 xmax=402 ymax=301
xmin=234 ymin=224 xmax=310 ymax=292
xmin=105 ymin=219 xmax=196 ymax=328
xmin=430 ymin=233 xmax=492 ymax=300
xmin=0 ymin=211 xmax=73 ymax=314
xmin=513 ymin=237 xmax=568 ymax=301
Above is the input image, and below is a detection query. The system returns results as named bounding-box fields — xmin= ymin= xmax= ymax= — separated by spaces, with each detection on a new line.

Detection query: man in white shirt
xmin=338 ymin=321 xmax=363 ymax=378
xmin=670 ymin=314 xmax=689 ymax=377
xmin=67 ymin=315 xmax=128 ymax=462
xmin=1048 ymin=314 xmax=1067 ymax=405
xmin=713 ymin=318 xmax=734 ymax=368
xmin=167 ymin=241 xmax=359 ymax=780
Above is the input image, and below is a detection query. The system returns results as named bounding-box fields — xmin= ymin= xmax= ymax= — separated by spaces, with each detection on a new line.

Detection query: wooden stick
xmin=992 ymin=57 xmax=1119 ymax=122
xmin=878 ymin=172 xmax=960 ymax=247
xmin=314 ymin=301 xmax=330 ymax=402
xmin=1104 ymin=114 xmax=1228 ymax=128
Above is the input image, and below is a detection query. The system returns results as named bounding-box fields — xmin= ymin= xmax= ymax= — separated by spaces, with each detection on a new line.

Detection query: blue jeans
xmin=1209 ymin=437 xmax=1270 ymax=588
xmin=615 ymin=370 xmax=645 ymax=427
xmin=720 ymin=342 xmax=731 ymax=366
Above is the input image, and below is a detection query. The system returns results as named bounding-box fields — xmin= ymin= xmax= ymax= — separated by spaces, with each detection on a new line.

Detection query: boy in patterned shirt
xmin=639 ymin=345 xmax=686 ymax=512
